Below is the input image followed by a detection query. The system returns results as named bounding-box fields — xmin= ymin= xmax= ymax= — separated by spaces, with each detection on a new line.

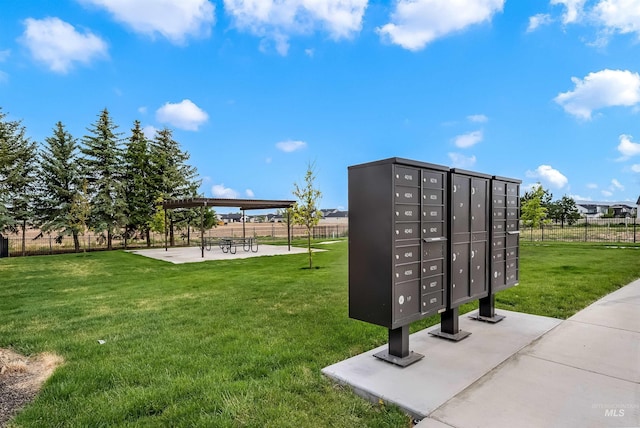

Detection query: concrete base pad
xmin=322 ymin=309 xmax=561 ymax=418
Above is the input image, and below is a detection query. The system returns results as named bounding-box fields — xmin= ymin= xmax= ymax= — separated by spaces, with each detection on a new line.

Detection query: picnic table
xmin=204 ymin=237 xmax=258 ymax=254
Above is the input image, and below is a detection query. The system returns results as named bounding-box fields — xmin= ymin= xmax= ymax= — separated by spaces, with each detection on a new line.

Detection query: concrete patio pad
xmin=127 ymin=244 xmax=315 ymax=264
xmin=323 ymin=279 xmax=640 ymax=427
xmin=322 ymin=309 xmax=562 ymax=419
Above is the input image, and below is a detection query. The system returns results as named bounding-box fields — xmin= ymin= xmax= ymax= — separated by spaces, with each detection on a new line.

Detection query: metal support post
xmin=430 ymin=307 xmax=471 ymax=341
xmin=373 ymin=325 xmax=424 ymax=367
xmin=471 ymin=294 xmax=505 ymax=323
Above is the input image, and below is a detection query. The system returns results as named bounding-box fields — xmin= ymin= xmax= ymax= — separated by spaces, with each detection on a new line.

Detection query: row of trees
xmin=0 ymin=107 xmax=201 ymax=254
xmin=520 ymin=184 xmax=581 ymax=228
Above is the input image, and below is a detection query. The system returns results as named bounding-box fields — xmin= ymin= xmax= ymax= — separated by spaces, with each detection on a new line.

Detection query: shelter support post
xmin=164 ymin=208 xmax=168 ymax=251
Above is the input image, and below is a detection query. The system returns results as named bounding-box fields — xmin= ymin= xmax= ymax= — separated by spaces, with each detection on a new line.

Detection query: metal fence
xmin=520 ymin=217 xmax=638 ymax=243
xmin=0 ymin=223 xmax=350 ymax=257
xmin=3 ymin=217 xmax=637 ymax=258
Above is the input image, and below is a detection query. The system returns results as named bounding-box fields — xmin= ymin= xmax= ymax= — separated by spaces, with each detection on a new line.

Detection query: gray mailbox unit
xmin=349 ymin=157 xmax=521 ymax=366
xmin=430 ymin=169 xmax=492 ymax=340
xmin=348 ymin=158 xmax=449 ymax=366
xmin=476 ymin=176 xmax=521 ymax=322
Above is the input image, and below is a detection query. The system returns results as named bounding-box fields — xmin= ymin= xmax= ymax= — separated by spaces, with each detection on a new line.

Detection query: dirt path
xmin=0 ymin=349 xmax=63 ymax=427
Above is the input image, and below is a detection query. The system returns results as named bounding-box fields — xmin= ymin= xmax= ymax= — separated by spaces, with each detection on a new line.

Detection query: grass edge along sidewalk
xmin=1 ymin=241 xmax=639 ymax=427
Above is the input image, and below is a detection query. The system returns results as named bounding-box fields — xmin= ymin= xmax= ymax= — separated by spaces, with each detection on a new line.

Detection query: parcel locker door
xmin=451 ymin=243 xmax=469 ymax=304
xmin=452 ymin=175 xmax=470 ymax=236
xmin=470 ymin=241 xmax=488 ymax=296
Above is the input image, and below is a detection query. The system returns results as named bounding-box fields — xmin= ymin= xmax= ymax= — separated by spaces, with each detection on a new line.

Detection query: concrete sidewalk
xmin=323 ymin=279 xmax=640 ymax=428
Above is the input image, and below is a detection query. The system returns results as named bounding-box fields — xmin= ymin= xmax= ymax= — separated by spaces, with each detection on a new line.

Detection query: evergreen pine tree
xmin=0 ymin=108 xmax=38 ymax=255
xmin=122 ymin=120 xmax=155 ymax=247
xmin=149 ymin=127 xmax=200 ymax=246
xmin=80 ymin=108 xmax=125 ymax=250
xmin=37 ymin=121 xmax=83 ymax=251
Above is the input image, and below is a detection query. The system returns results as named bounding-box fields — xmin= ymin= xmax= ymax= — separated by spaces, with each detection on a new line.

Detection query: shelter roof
xmin=162 ymin=198 xmax=295 ymax=211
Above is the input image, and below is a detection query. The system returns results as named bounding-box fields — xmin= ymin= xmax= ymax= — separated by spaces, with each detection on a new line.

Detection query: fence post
xmin=585 ymin=216 xmax=588 ymax=242
xmin=541 ymin=223 xmax=544 ymax=241
xmin=634 ymin=216 xmax=637 ymax=244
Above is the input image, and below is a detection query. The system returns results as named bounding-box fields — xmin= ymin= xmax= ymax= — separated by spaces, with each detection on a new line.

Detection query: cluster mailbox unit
xmin=348 ymin=158 xmax=521 ymax=367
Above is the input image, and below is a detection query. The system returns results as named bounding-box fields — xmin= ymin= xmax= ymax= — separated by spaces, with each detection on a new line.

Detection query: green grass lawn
xmin=1 ymin=240 xmax=639 ymax=427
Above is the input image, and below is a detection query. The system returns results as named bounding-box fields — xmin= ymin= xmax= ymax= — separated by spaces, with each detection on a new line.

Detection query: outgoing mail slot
xmin=422 ymin=171 xmax=444 ymax=189
xmin=395 ymin=186 xmax=419 ymax=204
xmin=395 ymin=205 xmax=420 ymax=222
xmin=423 ymin=241 xmax=445 ymax=259
xmin=421 ymin=289 xmax=445 ymax=314
xmin=394 ymin=166 xmax=420 ymax=187
xmin=422 ymin=259 xmax=443 ymax=276
xmin=422 ymin=205 xmax=443 ymax=221
xmin=395 ymin=223 xmax=420 ymax=240
xmin=421 ymin=275 xmax=443 ymax=293
xmin=394 ymin=262 xmax=420 ymax=282
xmin=394 ymin=244 xmax=421 ymax=264
xmin=422 ymin=222 xmax=444 ymax=239
xmin=422 ymin=188 xmax=443 ymax=205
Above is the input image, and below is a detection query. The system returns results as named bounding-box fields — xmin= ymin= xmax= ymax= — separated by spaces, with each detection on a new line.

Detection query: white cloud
xmin=526 ymin=165 xmax=568 ymax=188
xmin=527 ymin=13 xmax=553 ymax=32
xmin=212 ymin=184 xmax=239 ymax=198
xmin=617 ymin=134 xmax=640 ymax=159
xmin=0 ymin=49 xmax=9 ymax=61
xmin=467 ymin=114 xmax=488 ymax=123
xmin=265 ymin=157 xmax=272 ymax=164
xmin=138 ymin=106 xmax=148 ymax=114
xmin=601 ymin=189 xmax=613 ymax=197
xmin=20 ymin=17 xmax=108 ymax=73
xmin=276 ymin=139 xmax=307 ymax=152
xmin=448 ymin=152 xmax=477 ymax=168
xmin=142 ymin=125 xmax=158 ymax=139
xmin=587 ymin=183 xmax=598 ymax=189
xmin=224 ymin=0 xmax=367 ymax=55
xmin=554 ymin=69 xmax=640 ymax=120
xmin=245 ymin=189 xmax=255 ymax=198
xmin=80 ymin=0 xmax=215 ymax=44
xmin=631 ymin=164 xmax=640 ymax=173
xmin=453 ymin=130 xmax=483 ymax=148
xmin=550 ymin=0 xmax=586 ymax=24
xmin=156 ymin=99 xmax=208 ymax=131
xmin=305 ymin=48 xmax=314 ymax=57
xmin=611 ymin=178 xmax=624 ymax=190
xmin=570 ymin=194 xmax=592 ymax=201
xmin=593 ymin=0 xmax=640 ymax=37
xmin=377 ymin=0 xmax=504 ymax=51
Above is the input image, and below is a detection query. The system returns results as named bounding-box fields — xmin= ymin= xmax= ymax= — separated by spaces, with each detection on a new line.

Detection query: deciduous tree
xmin=292 ymin=162 xmax=322 ymax=269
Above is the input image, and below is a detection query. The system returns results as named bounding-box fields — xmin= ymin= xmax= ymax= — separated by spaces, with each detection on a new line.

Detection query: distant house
xmin=219 ymin=213 xmax=245 ymax=224
xmin=575 ymin=201 xmax=637 ymax=218
xmin=319 ymin=210 xmax=348 ymax=224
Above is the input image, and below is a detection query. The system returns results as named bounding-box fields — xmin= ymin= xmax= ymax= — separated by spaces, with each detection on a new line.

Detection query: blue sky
xmin=1 ymin=0 xmax=640 ymax=210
